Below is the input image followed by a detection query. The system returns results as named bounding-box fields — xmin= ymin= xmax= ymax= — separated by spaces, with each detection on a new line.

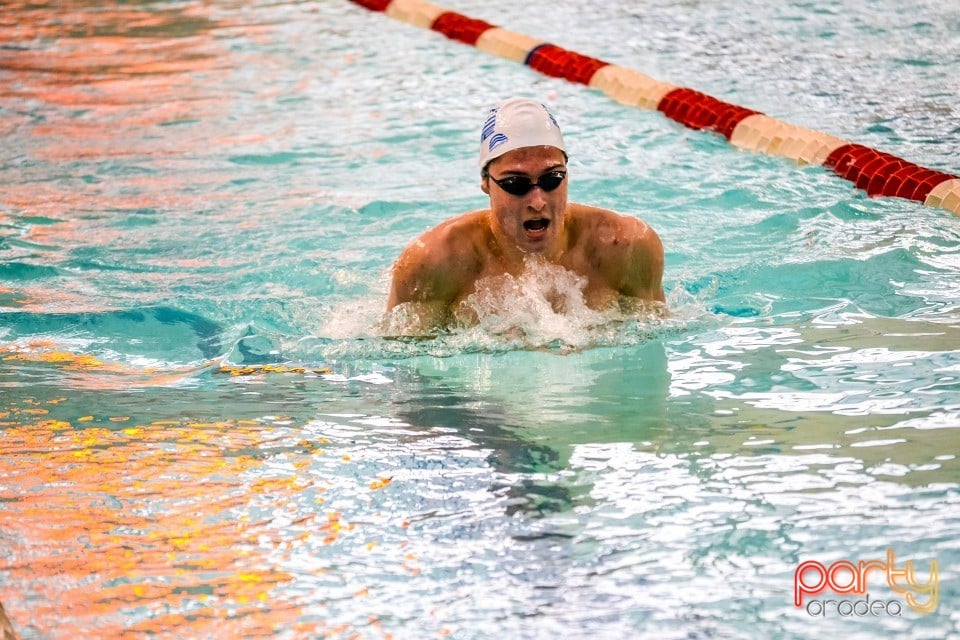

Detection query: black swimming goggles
xmin=489 ymin=170 xmax=566 ymax=196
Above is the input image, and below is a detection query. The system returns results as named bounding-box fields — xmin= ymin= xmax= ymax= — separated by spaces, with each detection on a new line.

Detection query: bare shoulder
xmin=387 ymin=210 xmax=487 ymax=309
xmin=570 ymin=203 xmax=665 ymax=301
xmin=425 ymin=209 xmax=488 ymax=247
xmin=571 ymin=203 xmax=659 ymax=245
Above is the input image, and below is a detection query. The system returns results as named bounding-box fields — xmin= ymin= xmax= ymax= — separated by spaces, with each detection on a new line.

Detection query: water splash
xmin=306 ymin=260 xmax=712 ymax=361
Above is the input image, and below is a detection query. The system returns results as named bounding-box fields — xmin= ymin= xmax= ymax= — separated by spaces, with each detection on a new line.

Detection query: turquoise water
xmin=1 ymin=1 xmax=958 ymax=638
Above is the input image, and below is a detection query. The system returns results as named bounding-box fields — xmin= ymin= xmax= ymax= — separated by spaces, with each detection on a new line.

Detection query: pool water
xmin=1 ymin=1 xmax=958 ymax=638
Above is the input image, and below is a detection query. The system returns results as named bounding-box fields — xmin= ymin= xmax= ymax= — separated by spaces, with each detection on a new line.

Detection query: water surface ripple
xmin=0 ymin=1 xmax=957 ymax=639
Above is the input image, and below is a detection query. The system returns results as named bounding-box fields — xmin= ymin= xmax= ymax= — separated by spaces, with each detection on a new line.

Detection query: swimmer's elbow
xmin=386 ymin=275 xmax=405 ymax=311
xmin=382 ymin=300 xmax=450 ymax=337
xmin=387 ymin=273 xmax=432 ymax=310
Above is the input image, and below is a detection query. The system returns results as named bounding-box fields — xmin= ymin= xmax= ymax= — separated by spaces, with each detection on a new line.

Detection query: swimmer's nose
xmin=527 ymin=184 xmax=548 ymax=210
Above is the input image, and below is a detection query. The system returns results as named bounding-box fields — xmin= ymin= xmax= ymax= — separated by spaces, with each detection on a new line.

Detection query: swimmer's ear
xmin=480 ymin=171 xmax=490 ymax=195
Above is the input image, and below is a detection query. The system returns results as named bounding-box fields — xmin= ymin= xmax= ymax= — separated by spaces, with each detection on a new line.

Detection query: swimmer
xmin=387 ymin=97 xmax=665 ymax=332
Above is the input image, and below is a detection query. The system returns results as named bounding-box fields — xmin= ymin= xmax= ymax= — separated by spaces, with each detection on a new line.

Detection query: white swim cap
xmin=479 ymin=97 xmax=566 ymax=169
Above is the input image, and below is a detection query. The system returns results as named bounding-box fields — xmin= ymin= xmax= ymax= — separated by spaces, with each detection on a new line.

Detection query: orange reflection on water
xmin=0 ymin=411 xmax=322 ymax=638
xmin=0 ymin=0 xmax=253 ymax=252
xmin=0 ymin=0 xmax=292 ymax=322
xmin=0 ymin=2 xmax=410 ymax=636
xmin=3 ymin=346 xmax=211 ymax=391
xmin=0 ymin=368 xmax=418 ymax=640
xmin=0 ymin=283 xmax=118 ymax=314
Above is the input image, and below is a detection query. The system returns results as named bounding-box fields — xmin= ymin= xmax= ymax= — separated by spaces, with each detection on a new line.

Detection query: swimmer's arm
xmin=385 ymin=240 xmax=460 ymax=334
xmin=617 ymin=220 xmax=666 ymax=304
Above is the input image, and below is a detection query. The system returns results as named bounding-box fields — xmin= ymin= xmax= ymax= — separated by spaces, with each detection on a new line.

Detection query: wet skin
xmin=387 ymin=146 xmax=665 ymax=333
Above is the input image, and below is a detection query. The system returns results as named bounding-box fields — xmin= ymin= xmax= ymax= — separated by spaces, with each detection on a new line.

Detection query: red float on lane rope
xmin=351 ymin=0 xmax=391 ymax=11
xmin=525 ymin=44 xmax=609 ymax=86
xmin=432 ymin=12 xmax=495 ymax=46
xmin=825 ymin=144 xmax=954 ymax=201
xmin=657 ymin=88 xmax=760 ymax=140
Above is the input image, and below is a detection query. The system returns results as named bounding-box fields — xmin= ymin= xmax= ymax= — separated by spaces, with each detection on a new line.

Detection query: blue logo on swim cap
xmin=481 ymin=108 xmax=498 ymax=143
xmin=488 ymin=133 xmax=508 ymax=153
xmin=543 ymin=105 xmax=560 ymax=130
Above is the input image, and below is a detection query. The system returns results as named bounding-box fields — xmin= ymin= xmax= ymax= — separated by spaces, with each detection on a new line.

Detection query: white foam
xmin=456 ymin=257 xmax=623 ymax=350
xmin=306 ymin=260 xmax=711 ymax=359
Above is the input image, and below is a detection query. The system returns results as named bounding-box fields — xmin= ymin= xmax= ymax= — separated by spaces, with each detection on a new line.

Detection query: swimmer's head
xmin=479 ymin=97 xmax=566 ymax=171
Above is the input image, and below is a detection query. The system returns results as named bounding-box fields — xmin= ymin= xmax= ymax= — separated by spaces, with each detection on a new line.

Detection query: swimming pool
xmin=1 ymin=0 xmax=958 ymax=638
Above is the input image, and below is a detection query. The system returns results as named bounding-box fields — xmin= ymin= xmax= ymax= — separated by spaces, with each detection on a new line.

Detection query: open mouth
xmin=523 ymin=218 xmax=550 ymax=232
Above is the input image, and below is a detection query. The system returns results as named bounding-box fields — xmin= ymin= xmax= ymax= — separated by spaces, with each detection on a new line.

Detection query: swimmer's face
xmin=481 ymin=146 xmax=568 ymax=257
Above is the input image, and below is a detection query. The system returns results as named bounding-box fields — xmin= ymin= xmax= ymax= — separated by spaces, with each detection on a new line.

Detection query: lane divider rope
xmin=347 ymin=0 xmax=960 ymax=215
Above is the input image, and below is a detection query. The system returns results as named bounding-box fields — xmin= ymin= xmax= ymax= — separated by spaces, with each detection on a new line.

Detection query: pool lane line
xmin=346 ymin=0 xmax=960 ymax=216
